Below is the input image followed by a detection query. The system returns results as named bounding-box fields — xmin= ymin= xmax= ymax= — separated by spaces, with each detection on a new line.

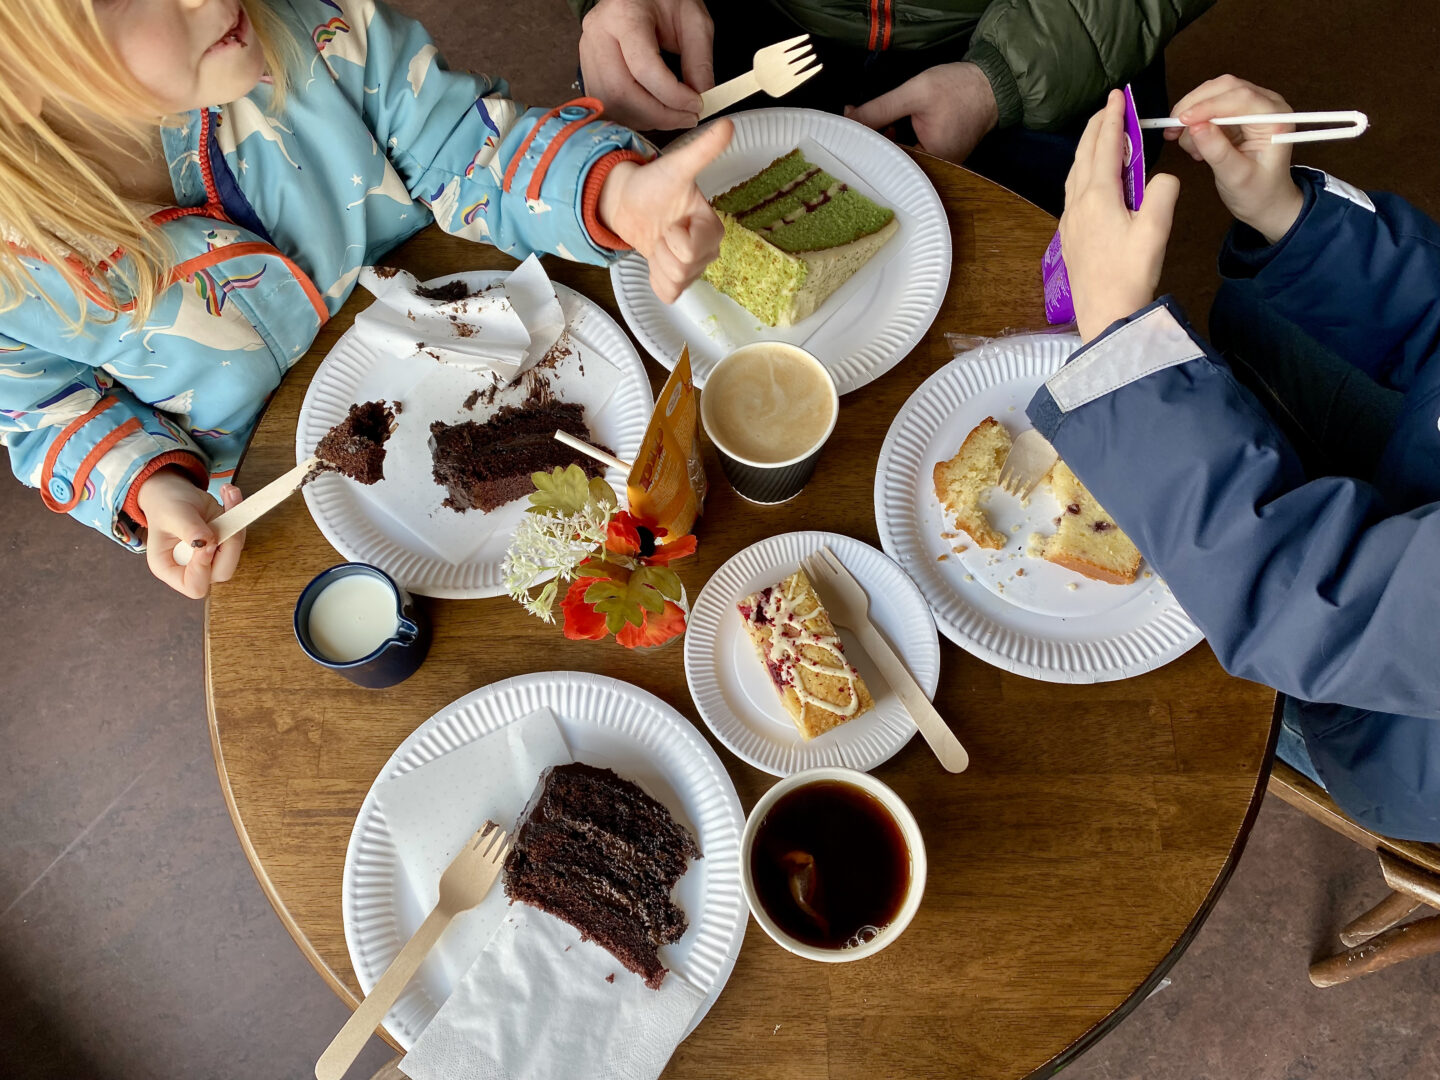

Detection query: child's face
xmin=93 ymin=0 xmax=266 ymax=114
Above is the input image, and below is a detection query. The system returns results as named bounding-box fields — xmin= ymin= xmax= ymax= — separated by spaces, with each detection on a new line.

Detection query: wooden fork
xmin=996 ymin=429 xmax=1057 ymax=501
xmin=698 ymin=34 xmax=822 ymax=120
xmin=802 ymin=547 xmax=969 ymax=774
xmin=315 ymin=824 xmax=512 ymax=1080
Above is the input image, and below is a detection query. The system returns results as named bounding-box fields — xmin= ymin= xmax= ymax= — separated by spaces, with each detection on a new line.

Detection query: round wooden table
xmin=207 ymin=154 xmax=1276 ymax=1080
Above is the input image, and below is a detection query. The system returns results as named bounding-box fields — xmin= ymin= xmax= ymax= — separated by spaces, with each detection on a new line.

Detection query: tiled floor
xmin=4 ymin=1 xmax=1439 ymax=1078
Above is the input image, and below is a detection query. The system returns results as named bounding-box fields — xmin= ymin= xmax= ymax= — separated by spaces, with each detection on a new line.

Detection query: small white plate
xmin=684 ymin=531 xmax=940 ymax=777
xmin=341 ymin=671 xmax=747 ymax=1049
xmin=298 ymin=270 xmax=653 ymax=598
xmin=611 ymin=108 xmax=951 ymax=396
xmin=873 ymin=334 xmax=1202 ymax=682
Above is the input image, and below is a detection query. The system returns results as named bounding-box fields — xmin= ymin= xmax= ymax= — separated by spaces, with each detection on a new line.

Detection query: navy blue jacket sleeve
xmin=1026 ymin=297 xmax=1440 ymax=720
xmin=1220 ymin=168 xmax=1440 ymax=393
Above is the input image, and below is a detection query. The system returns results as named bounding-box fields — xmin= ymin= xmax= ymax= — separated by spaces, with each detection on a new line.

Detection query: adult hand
xmin=1061 ymin=90 xmax=1181 ymax=342
xmin=1168 ymin=75 xmax=1304 ymax=244
xmin=138 ymin=468 xmax=245 ymax=598
xmin=579 ymin=0 xmax=715 ymax=131
xmin=845 ymin=62 xmax=999 ymax=163
xmin=599 ymin=119 xmax=732 ymax=302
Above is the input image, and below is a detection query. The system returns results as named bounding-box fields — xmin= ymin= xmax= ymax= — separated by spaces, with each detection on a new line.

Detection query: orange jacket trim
xmin=121 ymin=450 xmax=213 ymax=528
xmin=580 ymin=149 xmax=646 ymax=251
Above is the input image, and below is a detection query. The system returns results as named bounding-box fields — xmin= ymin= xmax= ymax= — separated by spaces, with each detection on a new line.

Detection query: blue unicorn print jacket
xmin=0 ymin=0 xmax=650 ymax=547
xmin=1026 ymin=169 xmax=1440 ymax=841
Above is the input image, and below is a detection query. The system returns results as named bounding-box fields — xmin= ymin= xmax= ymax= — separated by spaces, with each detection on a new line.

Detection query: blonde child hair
xmin=0 ymin=0 xmax=294 ymax=327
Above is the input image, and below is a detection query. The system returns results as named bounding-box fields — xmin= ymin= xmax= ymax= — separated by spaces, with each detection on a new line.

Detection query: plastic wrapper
xmin=626 ymin=347 xmax=706 ymax=536
xmin=1043 ymin=84 xmax=1144 ymax=325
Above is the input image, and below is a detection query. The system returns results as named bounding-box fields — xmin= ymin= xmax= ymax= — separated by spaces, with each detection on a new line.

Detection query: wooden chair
xmin=1268 ymin=757 xmax=1440 ymax=986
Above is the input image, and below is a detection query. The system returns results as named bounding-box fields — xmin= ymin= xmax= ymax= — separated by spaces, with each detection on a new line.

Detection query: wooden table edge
xmin=204 ymin=597 xmax=404 ymax=1052
xmin=1027 ymin=689 xmax=1281 ymax=1079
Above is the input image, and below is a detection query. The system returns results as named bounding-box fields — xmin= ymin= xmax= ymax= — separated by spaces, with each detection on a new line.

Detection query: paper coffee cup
xmin=700 ymin=342 xmax=838 ymax=504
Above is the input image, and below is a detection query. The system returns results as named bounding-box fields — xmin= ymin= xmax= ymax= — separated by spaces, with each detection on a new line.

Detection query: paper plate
xmin=298 ymin=271 xmax=653 ymax=598
xmin=611 ymin=108 xmax=950 ymax=395
xmin=685 ymin=530 xmax=940 ymax=776
xmin=341 ymin=671 xmax=747 ymax=1049
xmin=873 ymin=334 xmax=1201 ymax=682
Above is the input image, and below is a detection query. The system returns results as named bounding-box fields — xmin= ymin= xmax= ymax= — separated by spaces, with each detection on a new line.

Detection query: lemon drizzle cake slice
xmin=1027 ymin=462 xmax=1143 ymax=584
xmin=703 ymin=150 xmax=898 ymax=327
xmin=737 ymin=567 xmax=875 ymax=740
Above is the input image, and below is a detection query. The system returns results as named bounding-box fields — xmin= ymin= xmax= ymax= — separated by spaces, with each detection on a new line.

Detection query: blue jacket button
xmin=48 ymin=476 xmax=72 ymax=502
xmin=559 ymin=105 xmax=590 ymax=122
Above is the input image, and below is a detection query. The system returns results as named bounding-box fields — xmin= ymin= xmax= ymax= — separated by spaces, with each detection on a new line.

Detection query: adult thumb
xmin=846 ymin=81 xmax=918 ymax=133
xmin=664 ymin=118 xmax=733 ymax=180
xmin=1139 ymin=173 xmax=1181 ymax=238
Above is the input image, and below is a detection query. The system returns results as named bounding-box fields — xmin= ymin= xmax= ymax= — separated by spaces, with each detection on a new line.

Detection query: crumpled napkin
xmin=355 ymin=253 xmax=565 ymax=382
xmin=398 ymin=907 xmax=706 ymax=1080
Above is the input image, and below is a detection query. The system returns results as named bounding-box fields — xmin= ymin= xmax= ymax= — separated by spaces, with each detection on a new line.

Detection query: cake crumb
xmin=953 ymin=544 xmax=968 ymax=553
xmin=606 ymin=973 xmax=615 ymax=984
xmin=940 ymin=531 xmax=959 ymax=539
xmin=1011 ymin=524 xmax=1022 ymax=533
xmin=462 ymin=388 xmax=481 ymax=411
xmin=1144 ymin=570 xmax=1154 ymax=578
xmin=1015 ymin=568 xmax=1025 ymax=576
xmin=964 ymin=573 xmax=974 ymax=582
xmin=936 ymin=553 xmax=949 ymax=562
xmin=1007 ymin=405 xmax=1016 ymax=412
xmin=1066 ymin=582 xmax=1079 ymax=591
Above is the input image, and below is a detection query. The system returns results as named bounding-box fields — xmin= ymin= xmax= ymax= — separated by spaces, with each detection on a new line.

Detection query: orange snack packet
xmin=627 ymin=346 xmax=707 ymax=536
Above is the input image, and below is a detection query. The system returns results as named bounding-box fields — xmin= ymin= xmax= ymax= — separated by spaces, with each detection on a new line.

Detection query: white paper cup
xmin=700 ymin=342 xmax=839 ymax=504
xmin=740 ymin=767 xmax=926 ymax=962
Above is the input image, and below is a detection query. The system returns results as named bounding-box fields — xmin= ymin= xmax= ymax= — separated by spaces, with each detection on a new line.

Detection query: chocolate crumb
xmin=462 ymin=388 xmax=481 ymax=411
xmin=391 ymin=401 xmax=403 ymax=415
xmin=415 ymin=279 xmax=473 ymax=303
xmin=605 ymin=974 xmax=615 ymax=984
xmin=372 ymin=265 xmax=401 ymax=279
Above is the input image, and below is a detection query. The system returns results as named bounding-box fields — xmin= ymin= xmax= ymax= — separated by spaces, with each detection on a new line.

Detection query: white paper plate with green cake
xmin=611 ymin=108 xmax=951 ymax=396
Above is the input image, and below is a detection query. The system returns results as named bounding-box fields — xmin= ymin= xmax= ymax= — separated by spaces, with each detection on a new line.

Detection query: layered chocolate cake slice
xmin=429 ymin=397 xmax=605 ymax=513
xmin=503 ymin=762 xmax=701 ymax=989
xmin=315 ymin=400 xmax=396 ymax=485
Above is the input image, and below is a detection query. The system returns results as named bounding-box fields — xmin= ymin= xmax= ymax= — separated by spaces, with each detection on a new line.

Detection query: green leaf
xmin=527 ymin=465 xmax=593 ymax=515
xmin=588 ymin=477 xmax=618 ymax=511
xmin=643 ymin=565 xmax=682 ymax=602
xmin=584 ymin=567 xmax=671 ymax=634
xmin=526 ymin=464 xmax=618 ymax=517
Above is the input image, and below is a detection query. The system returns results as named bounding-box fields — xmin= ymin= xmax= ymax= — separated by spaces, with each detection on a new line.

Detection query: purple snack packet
xmin=1043 ymin=84 xmax=1146 ymax=325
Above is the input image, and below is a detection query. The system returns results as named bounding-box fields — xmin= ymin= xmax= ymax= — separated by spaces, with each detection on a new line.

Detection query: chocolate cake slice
xmin=429 ymin=398 xmax=606 ymax=513
xmin=315 ymin=400 xmax=395 ymax=485
xmin=504 ymin=762 xmax=701 ymax=989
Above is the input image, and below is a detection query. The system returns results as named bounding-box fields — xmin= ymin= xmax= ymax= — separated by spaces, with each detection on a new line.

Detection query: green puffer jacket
xmin=570 ymin=0 xmax=1214 ymax=131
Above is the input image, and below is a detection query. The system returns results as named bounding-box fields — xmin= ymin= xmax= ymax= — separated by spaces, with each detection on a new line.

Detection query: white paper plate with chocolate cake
xmin=341 ymin=671 xmax=747 ymax=1052
xmin=685 ymin=531 xmax=940 ymax=776
xmin=611 ymin=107 xmax=950 ymax=396
xmin=298 ymin=270 xmax=653 ymax=598
xmin=874 ymin=334 xmax=1201 ymax=682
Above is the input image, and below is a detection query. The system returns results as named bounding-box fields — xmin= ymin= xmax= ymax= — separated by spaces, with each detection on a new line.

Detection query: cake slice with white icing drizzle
xmin=737 ymin=567 xmax=875 ymax=740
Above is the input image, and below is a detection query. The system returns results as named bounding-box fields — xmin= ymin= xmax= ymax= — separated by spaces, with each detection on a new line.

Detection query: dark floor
xmin=3 ymin=1 xmax=1439 ymax=1078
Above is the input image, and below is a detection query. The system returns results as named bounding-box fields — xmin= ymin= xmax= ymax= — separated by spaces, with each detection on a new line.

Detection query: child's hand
xmin=1061 ymin=90 xmax=1181 ymax=342
xmin=1167 ymin=76 xmax=1305 ymax=244
xmin=598 ymin=119 xmax=733 ymax=303
xmin=137 ymin=469 xmax=246 ymax=599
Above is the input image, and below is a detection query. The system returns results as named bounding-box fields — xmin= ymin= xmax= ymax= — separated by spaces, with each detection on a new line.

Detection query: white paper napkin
xmin=399 ymin=907 xmax=706 ymax=1080
xmin=356 ymin=254 xmax=565 ymax=381
xmin=373 ymin=708 xmax=573 ymax=987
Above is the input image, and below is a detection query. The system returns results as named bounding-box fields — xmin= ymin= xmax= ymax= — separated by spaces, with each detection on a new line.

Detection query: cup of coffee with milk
xmin=294 ymin=563 xmax=430 ymax=688
xmin=700 ymin=342 xmax=838 ymax=504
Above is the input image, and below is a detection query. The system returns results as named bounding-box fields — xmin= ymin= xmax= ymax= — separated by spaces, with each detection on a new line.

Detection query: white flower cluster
xmin=501 ymin=503 xmax=614 ymax=623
